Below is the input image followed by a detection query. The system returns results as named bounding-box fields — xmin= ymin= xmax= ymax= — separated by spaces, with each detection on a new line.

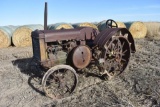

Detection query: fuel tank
xmin=31 ymin=27 xmax=99 ymax=42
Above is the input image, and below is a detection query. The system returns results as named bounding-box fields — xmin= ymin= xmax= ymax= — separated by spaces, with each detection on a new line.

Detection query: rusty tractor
xmin=30 ymin=2 xmax=136 ymax=99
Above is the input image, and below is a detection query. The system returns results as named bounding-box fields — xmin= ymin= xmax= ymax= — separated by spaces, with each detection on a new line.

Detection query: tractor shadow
xmin=12 ymin=58 xmax=107 ymax=96
xmin=12 ymin=58 xmax=45 ymax=96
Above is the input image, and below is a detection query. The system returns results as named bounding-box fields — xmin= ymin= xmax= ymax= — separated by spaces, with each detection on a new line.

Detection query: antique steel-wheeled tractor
xmin=30 ymin=3 xmax=136 ymax=99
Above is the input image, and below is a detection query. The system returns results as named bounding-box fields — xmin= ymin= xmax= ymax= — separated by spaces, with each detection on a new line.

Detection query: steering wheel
xmin=106 ymin=19 xmax=118 ymax=28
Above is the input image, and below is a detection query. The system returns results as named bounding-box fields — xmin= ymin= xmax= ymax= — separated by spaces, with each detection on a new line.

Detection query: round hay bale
xmin=128 ymin=21 xmax=147 ymax=39
xmin=97 ymin=20 xmax=126 ymax=32
xmin=48 ymin=23 xmax=73 ymax=30
xmin=144 ymin=22 xmax=160 ymax=40
xmin=12 ymin=24 xmax=43 ymax=47
xmin=0 ymin=26 xmax=17 ymax=48
xmin=72 ymin=22 xmax=98 ymax=30
xmin=116 ymin=22 xmax=126 ymax=28
xmin=97 ymin=20 xmax=107 ymax=32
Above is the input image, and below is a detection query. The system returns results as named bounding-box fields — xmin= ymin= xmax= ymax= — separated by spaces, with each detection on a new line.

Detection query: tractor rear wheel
xmin=102 ymin=36 xmax=131 ymax=79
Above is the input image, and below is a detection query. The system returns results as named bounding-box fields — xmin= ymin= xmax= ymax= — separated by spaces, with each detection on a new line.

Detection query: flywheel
xmin=71 ymin=45 xmax=92 ymax=69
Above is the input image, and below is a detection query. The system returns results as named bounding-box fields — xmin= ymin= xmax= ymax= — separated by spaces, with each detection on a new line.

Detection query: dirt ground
xmin=0 ymin=38 xmax=160 ymax=107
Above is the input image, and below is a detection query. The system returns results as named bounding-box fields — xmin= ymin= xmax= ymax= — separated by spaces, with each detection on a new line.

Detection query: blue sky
xmin=0 ymin=0 xmax=160 ymax=26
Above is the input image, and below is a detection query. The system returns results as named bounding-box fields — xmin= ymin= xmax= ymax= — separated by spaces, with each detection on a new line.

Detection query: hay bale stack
xmin=125 ymin=21 xmax=147 ymax=39
xmin=12 ymin=24 xmax=43 ymax=47
xmin=48 ymin=23 xmax=73 ymax=30
xmin=97 ymin=20 xmax=126 ymax=32
xmin=0 ymin=26 xmax=17 ymax=48
xmin=72 ymin=22 xmax=98 ymax=30
xmin=144 ymin=22 xmax=160 ymax=40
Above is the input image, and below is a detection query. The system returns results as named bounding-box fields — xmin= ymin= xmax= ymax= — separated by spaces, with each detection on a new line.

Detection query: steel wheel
xmin=102 ymin=36 xmax=131 ymax=79
xmin=42 ymin=65 xmax=78 ymax=99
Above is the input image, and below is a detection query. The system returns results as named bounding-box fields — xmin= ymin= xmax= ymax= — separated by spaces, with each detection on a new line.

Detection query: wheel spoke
xmin=121 ymin=41 xmax=125 ymax=48
xmin=122 ymin=49 xmax=127 ymax=55
xmin=65 ymin=85 xmax=72 ymax=93
xmin=121 ymin=58 xmax=127 ymax=62
xmin=124 ymin=33 xmax=128 ymax=39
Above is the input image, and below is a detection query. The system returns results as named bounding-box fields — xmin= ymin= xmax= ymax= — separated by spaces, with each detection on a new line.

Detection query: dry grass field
xmin=0 ymin=22 xmax=160 ymax=107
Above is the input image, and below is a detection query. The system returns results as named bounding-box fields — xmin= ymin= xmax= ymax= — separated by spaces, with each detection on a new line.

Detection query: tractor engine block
xmin=31 ymin=27 xmax=99 ymax=68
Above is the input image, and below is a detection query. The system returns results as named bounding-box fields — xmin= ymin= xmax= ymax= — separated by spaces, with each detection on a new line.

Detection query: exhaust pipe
xmin=44 ymin=2 xmax=47 ymax=30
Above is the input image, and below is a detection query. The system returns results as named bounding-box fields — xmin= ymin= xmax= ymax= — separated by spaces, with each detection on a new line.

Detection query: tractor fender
xmin=94 ymin=28 xmax=136 ymax=53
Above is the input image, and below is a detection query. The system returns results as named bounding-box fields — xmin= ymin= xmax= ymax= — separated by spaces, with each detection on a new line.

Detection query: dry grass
xmin=144 ymin=22 xmax=160 ymax=40
xmin=0 ymin=34 xmax=160 ymax=106
xmin=48 ymin=23 xmax=73 ymax=30
xmin=73 ymin=22 xmax=98 ymax=30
